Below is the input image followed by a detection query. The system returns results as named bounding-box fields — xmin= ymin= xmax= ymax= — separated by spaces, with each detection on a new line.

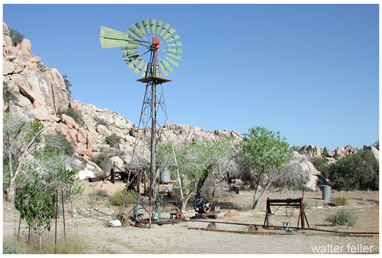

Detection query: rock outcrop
xmin=3 ymin=23 xmax=70 ymax=115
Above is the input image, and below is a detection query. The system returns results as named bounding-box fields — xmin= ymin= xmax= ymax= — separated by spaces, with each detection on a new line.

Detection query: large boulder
xmin=28 ymin=106 xmax=49 ymax=121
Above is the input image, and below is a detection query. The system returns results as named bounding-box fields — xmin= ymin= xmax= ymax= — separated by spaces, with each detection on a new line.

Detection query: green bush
xmin=58 ymin=107 xmax=84 ymax=126
xmin=93 ymin=116 xmax=108 ymax=127
xmin=325 ymin=208 xmax=358 ymax=227
xmin=327 ymin=150 xmax=379 ymax=191
xmin=44 ymin=132 xmax=74 ymax=156
xmin=9 ymin=27 xmax=24 ymax=46
xmin=105 ymin=133 xmax=121 ymax=148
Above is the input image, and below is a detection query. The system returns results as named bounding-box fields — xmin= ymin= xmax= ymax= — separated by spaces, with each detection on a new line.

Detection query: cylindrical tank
xmin=152 ymin=212 xmax=159 ymax=220
xmin=160 ymin=168 xmax=171 ymax=183
xmin=133 ymin=205 xmax=144 ymax=220
xmin=322 ymin=185 xmax=331 ymax=200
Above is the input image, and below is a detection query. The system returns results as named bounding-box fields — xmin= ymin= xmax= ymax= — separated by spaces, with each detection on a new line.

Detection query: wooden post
xmin=62 ymin=190 xmax=66 ymax=242
xmin=18 ymin=196 xmax=23 ymax=239
xmin=300 ymin=198 xmax=305 ymax=228
xmin=55 ymin=189 xmax=58 ymax=250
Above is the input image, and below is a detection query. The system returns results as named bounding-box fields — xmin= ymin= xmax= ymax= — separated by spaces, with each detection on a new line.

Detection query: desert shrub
xmin=90 ymin=150 xmax=112 ymax=172
xmin=327 ymin=150 xmax=379 ymax=191
xmin=93 ymin=116 xmax=108 ymax=127
xmin=105 ymin=133 xmax=121 ymax=148
xmin=3 ymin=81 xmax=20 ymax=107
xmin=9 ymin=27 xmax=24 ymax=46
xmin=272 ymin=162 xmax=310 ymax=190
xmin=44 ymin=132 xmax=74 ymax=156
xmin=111 ymin=190 xmax=125 ymax=206
xmin=310 ymin=156 xmax=330 ymax=178
xmin=325 ymin=208 xmax=358 ymax=227
xmin=58 ymin=107 xmax=84 ymax=126
xmin=333 ymin=196 xmax=348 ymax=206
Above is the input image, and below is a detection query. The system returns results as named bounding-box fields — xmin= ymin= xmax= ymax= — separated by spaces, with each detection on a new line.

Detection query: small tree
xmin=62 ymin=74 xmax=72 ymax=96
xmin=241 ymin=126 xmax=294 ymax=209
xmin=9 ymin=27 xmax=24 ymax=46
xmin=170 ymin=136 xmax=239 ymax=210
xmin=3 ymin=113 xmax=44 ymax=202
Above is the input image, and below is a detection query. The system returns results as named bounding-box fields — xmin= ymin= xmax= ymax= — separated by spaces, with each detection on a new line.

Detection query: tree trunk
xmin=252 ymin=183 xmax=260 ymax=209
xmin=253 ymin=180 xmax=273 ymax=210
xmin=195 ymin=168 xmax=210 ymax=199
xmin=5 ymin=127 xmax=44 ymax=203
xmin=182 ymin=189 xmax=195 ymax=211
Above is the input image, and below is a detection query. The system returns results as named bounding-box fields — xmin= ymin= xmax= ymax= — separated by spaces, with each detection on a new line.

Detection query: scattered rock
xmin=108 ymin=219 xmax=122 ymax=227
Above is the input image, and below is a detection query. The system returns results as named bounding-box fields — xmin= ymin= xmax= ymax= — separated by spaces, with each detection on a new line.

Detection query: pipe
xmin=184 ymin=219 xmax=378 ymax=235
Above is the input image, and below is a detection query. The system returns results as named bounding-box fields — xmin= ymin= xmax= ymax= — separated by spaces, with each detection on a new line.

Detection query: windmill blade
xmin=162 ymin=28 xmax=176 ymax=41
xmin=129 ymin=24 xmax=144 ymax=38
xmin=150 ymin=19 xmax=156 ymax=34
xmin=166 ymin=48 xmax=183 ymax=54
xmin=165 ymin=56 xmax=179 ymax=67
xmin=167 ymin=52 xmax=182 ymax=60
xmin=161 ymin=59 xmax=175 ymax=73
xmin=100 ymin=38 xmax=130 ymax=48
xmin=134 ymin=60 xmax=146 ymax=75
xmin=155 ymin=20 xmax=163 ymax=35
xmin=136 ymin=21 xmax=147 ymax=36
xmin=122 ymin=49 xmax=138 ymax=57
xmin=167 ymin=41 xmax=183 ymax=47
xmin=159 ymin=23 xmax=170 ymax=37
xmin=143 ymin=19 xmax=150 ymax=35
xmin=124 ymin=55 xmax=139 ymax=64
xmin=100 ymin=26 xmax=129 ymax=41
xmin=125 ymin=29 xmax=140 ymax=41
xmin=120 ymin=42 xmax=138 ymax=50
xmin=159 ymin=60 xmax=170 ymax=76
xmin=141 ymin=62 xmax=148 ymax=77
xmin=128 ymin=58 xmax=142 ymax=71
xmin=164 ymin=34 xmax=180 ymax=43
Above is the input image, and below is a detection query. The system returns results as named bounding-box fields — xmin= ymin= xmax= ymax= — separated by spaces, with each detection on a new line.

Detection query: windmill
xmin=100 ymin=19 xmax=183 ymax=226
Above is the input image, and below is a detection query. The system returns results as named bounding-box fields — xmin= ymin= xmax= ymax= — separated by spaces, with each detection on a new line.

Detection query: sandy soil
xmin=3 ymin=180 xmax=379 ymax=254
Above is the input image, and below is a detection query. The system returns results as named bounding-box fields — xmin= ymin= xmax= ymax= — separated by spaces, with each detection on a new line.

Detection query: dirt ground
xmin=3 ymin=180 xmax=379 ymax=254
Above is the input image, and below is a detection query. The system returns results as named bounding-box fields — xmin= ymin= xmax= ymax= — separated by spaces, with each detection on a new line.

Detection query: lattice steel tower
xmin=100 ymin=19 xmax=183 ymax=226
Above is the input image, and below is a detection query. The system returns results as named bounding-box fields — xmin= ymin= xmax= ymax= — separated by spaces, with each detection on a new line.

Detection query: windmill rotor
xmin=100 ymin=19 xmax=182 ymax=78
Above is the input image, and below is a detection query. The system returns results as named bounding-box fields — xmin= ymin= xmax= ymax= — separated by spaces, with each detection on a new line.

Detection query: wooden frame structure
xmin=264 ymin=197 xmax=310 ymax=229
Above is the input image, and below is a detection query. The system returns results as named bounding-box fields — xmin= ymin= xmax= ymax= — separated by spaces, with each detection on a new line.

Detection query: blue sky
xmin=3 ymin=4 xmax=379 ymax=150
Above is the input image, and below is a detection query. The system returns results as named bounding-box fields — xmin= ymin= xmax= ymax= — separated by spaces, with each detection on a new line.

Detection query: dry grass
xmin=3 ymin=233 xmax=117 ymax=254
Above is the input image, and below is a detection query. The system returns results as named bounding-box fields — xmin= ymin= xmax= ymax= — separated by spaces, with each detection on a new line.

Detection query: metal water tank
xmin=133 ymin=205 xmax=144 ymax=220
xmin=322 ymin=185 xmax=331 ymax=200
xmin=160 ymin=168 xmax=171 ymax=183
